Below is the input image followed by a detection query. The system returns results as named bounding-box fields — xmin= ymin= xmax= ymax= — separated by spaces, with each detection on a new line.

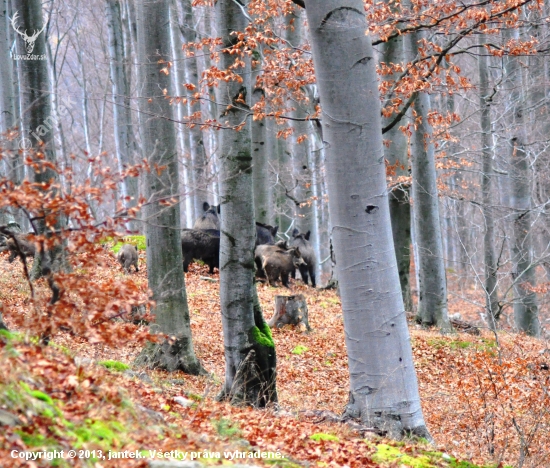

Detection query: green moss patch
xmin=370 ymin=444 xmax=505 ymax=468
xmin=291 ymin=345 xmax=308 ymax=355
xmin=98 ymin=360 xmax=130 ymax=372
xmin=310 ymin=433 xmax=339 ymax=442
xmin=249 ymin=325 xmax=275 ymax=348
xmin=211 ymin=417 xmax=241 ymax=438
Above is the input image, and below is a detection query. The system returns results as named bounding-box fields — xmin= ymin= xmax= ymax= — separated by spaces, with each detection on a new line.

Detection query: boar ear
xmin=271 ymin=226 xmax=279 ymax=236
xmin=216 ymin=204 xmax=221 ymax=214
xmin=294 ymin=247 xmax=301 ymax=256
xmin=292 ymin=228 xmax=299 ymax=237
xmin=305 ymin=231 xmax=311 ymax=240
xmin=203 ymin=201 xmax=210 ymax=212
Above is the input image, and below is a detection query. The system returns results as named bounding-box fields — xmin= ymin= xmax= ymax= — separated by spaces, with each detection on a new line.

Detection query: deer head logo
xmin=11 ymin=11 xmax=46 ymax=54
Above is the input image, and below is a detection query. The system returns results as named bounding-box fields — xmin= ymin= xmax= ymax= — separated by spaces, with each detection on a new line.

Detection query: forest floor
xmin=0 ymin=249 xmax=549 ymax=468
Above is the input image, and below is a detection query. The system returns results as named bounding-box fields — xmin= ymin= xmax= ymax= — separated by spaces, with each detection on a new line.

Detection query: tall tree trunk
xmin=503 ymin=28 xmax=539 ymax=337
xmin=263 ymin=106 xmax=277 ymax=224
xmin=12 ymin=0 xmax=64 ymax=278
xmin=179 ymin=0 xmax=209 ymax=221
xmin=407 ymin=31 xmax=451 ymax=331
xmin=251 ymin=58 xmax=269 ymax=224
xmin=305 ymin=1 xmax=430 ymax=439
xmin=478 ymin=33 xmax=500 ymax=329
xmin=134 ymin=0 xmax=203 ymax=372
xmin=216 ymin=0 xmax=277 ymax=407
xmin=106 ymin=0 xmax=139 ymax=231
xmin=445 ymin=91 xmax=469 ymax=276
xmin=168 ymin=0 xmax=194 ymax=228
xmin=192 ymin=3 xmax=218 ymax=203
xmin=275 ymin=136 xmax=293 ymax=235
xmin=287 ymin=7 xmax=314 ymax=235
xmin=309 ymin=130 xmax=324 ymax=285
xmin=45 ymin=29 xmax=69 ymax=180
xmin=381 ymin=17 xmax=413 ymax=313
xmin=0 ymin=0 xmax=22 ymax=226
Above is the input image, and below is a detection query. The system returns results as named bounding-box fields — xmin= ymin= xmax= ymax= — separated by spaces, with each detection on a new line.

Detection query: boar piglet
xmin=261 ymin=246 xmax=306 ymax=288
xmin=181 ymin=229 xmax=220 ymax=274
xmin=254 ymin=240 xmax=288 ymax=278
xmin=193 ymin=202 xmax=220 ymax=230
xmin=290 ymin=228 xmax=317 ymax=287
xmin=117 ymin=244 xmax=139 ymax=273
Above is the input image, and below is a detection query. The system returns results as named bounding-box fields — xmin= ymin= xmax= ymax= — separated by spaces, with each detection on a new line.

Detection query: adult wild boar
xmin=290 ymin=228 xmax=316 ymax=287
xmin=260 ymin=246 xmax=306 ymax=288
xmin=181 ymin=228 xmax=220 ymax=274
xmin=193 ymin=202 xmax=220 ymax=230
xmin=117 ymin=244 xmax=139 ymax=273
xmin=7 ymin=234 xmax=36 ymax=264
xmin=255 ymin=222 xmax=278 ymax=246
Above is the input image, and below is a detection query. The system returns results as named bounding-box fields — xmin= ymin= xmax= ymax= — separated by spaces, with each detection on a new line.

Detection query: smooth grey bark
xmin=503 ymin=28 xmax=539 ymax=337
xmin=134 ymin=0 xmax=203 ymax=373
xmin=216 ymin=0 xmax=277 ymax=407
xmin=106 ymin=0 xmax=139 ymax=229
xmin=305 ymin=1 xmax=429 ymax=438
xmin=478 ymin=34 xmax=500 ymax=329
xmin=191 ymin=3 xmax=218 ymax=202
xmin=0 ymin=0 xmax=22 ymax=217
xmin=178 ymin=0 xmax=209 ymax=221
xmin=45 ymin=12 xmax=69 ymax=178
xmin=168 ymin=0 xmax=194 ymax=228
xmin=381 ymin=20 xmax=412 ymax=313
xmin=123 ymin=0 xmax=139 ymax=100
xmin=12 ymin=0 xmax=64 ymax=278
xmin=74 ymin=29 xmax=101 ymax=219
xmin=251 ymin=58 xmax=269 ymax=224
xmin=309 ymin=129 xmax=324 ymax=285
xmin=407 ymin=31 xmax=451 ymax=331
xmin=287 ymin=7 xmax=314 ymax=235
xmin=274 ymin=12 xmax=299 ymax=236
xmin=445 ymin=91 xmax=468 ymax=275
xmin=262 ymin=106 xmax=277 ymax=224
xmin=276 ymin=133 xmax=293 ymax=235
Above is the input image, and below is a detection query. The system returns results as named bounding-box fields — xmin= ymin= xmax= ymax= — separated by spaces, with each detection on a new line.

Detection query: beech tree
xmin=251 ymin=54 xmax=269 ymax=224
xmin=0 ymin=0 xmax=21 ymax=227
xmin=216 ymin=0 xmax=277 ymax=406
xmin=134 ymin=0 xmax=203 ymax=372
xmin=503 ymin=27 xmax=540 ymax=337
xmin=478 ymin=33 xmax=500 ymax=329
xmin=12 ymin=0 xmax=65 ymax=279
xmin=380 ymin=2 xmax=412 ymax=312
xmin=301 ymin=0 xmax=430 ymax=438
xmin=105 ymin=0 xmax=139 ymax=229
xmin=405 ymin=28 xmax=451 ymax=331
xmin=177 ymin=0 xmax=210 ymax=221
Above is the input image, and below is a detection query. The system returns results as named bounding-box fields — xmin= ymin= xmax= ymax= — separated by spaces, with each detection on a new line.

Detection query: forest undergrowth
xmin=0 ymin=249 xmax=549 ymax=468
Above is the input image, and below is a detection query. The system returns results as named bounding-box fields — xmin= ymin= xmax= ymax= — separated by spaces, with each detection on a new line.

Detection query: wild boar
xmin=193 ymin=202 xmax=220 ymax=230
xmin=255 ymin=222 xmax=278 ymax=246
xmin=7 ymin=235 xmax=36 ymax=264
xmin=290 ymin=228 xmax=316 ymax=287
xmin=254 ymin=240 xmax=288 ymax=278
xmin=117 ymin=244 xmax=139 ymax=273
xmin=261 ymin=246 xmax=307 ymax=288
xmin=181 ymin=229 xmax=220 ymax=274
